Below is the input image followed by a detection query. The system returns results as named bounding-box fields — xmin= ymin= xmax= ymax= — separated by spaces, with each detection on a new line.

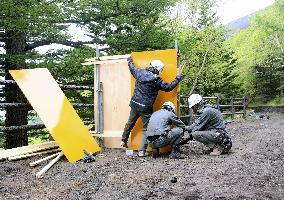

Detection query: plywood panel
xmin=93 ymin=50 xmax=178 ymax=150
xmin=98 ymin=59 xmax=131 ymax=132
xmin=96 ymin=59 xmax=131 ymax=148
xmin=130 ymin=49 xmax=178 ymax=152
xmin=10 ymin=68 xmax=101 ymax=163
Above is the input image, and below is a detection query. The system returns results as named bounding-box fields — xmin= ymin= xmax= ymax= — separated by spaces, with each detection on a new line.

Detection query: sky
xmin=217 ymin=0 xmax=275 ymax=24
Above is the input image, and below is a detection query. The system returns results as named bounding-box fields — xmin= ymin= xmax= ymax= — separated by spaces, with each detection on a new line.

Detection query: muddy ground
xmin=1 ymin=111 xmax=284 ymax=200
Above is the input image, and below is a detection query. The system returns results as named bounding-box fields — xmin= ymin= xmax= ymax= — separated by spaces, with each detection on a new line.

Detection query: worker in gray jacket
xmin=186 ymin=94 xmax=232 ymax=155
xmin=146 ymin=101 xmax=186 ymax=159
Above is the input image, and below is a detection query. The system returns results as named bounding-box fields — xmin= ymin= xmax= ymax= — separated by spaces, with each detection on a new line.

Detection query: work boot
xmin=152 ymin=148 xmax=159 ymax=158
xmin=169 ymin=152 xmax=186 ymax=159
xmin=120 ymin=139 xmax=128 ymax=148
xmin=210 ymin=145 xmax=223 ymax=156
xmin=138 ymin=150 xmax=148 ymax=157
xmin=205 ymin=147 xmax=214 ymax=154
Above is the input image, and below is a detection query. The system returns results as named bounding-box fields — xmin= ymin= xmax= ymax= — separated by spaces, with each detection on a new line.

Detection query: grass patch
xmin=28 ymin=135 xmax=50 ymax=145
xmin=250 ymin=96 xmax=284 ymax=107
xmin=0 ymin=134 xmax=5 ymax=149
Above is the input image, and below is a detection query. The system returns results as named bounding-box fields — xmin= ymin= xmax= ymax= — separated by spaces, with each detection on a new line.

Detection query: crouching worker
xmin=145 ymin=102 xmax=186 ymax=159
xmin=186 ymin=94 xmax=232 ymax=156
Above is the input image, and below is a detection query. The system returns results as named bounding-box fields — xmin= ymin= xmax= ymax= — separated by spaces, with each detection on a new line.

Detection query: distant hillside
xmin=226 ymin=15 xmax=251 ymax=37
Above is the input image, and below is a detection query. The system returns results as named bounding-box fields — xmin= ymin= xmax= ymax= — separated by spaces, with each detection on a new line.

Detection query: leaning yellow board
xmin=10 ymin=68 xmax=101 ymax=163
xmin=130 ymin=49 xmax=178 ymax=152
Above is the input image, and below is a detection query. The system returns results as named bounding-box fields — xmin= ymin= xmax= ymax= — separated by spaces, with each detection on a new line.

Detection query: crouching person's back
xmin=146 ymin=101 xmax=186 ymax=159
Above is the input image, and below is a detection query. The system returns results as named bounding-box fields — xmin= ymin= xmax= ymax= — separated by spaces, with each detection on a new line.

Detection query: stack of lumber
xmin=0 ymin=141 xmax=64 ymax=178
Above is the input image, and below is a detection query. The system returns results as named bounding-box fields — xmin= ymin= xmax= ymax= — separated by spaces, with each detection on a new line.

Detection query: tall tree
xmin=1 ymin=0 xmax=80 ymax=148
xmin=228 ymin=0 xmax=284 ymax=102
xmin=172 ymin=0 xmax=237 ymax=97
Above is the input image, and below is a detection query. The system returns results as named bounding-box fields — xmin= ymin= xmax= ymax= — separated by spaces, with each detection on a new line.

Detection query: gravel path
xmin=1 ymin=112 xmax=283 ymax=200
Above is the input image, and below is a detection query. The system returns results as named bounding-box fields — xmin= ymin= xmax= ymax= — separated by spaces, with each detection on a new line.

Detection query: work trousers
xmin=149 ymin=127 xmax=184 ymax=151
xmin=192 ymin=130 xmax=221 ymax=149
xmin=122 ymin=108 xmax=151 ymax=143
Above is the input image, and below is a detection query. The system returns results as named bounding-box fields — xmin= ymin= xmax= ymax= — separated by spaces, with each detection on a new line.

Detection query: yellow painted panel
xmin=10 ymin=68 xmax=100 ymax=163
xmin=130 ymin=49 xmax=178 ymax=152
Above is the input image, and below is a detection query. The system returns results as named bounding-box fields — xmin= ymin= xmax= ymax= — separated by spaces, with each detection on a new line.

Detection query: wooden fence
xmin=180 ymin=96 xmax=248 ymax=124
xmin=1 ymin=79 xmax=248 ymax=134
xmin=0 ymin=79 xmax=94 ymax=133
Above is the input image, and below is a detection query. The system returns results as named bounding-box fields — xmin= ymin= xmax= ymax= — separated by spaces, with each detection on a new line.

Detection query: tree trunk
xmin=4 ymin=30 xmax=29 ymax=149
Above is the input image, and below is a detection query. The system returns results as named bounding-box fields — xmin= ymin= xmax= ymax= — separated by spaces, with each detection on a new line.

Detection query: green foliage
xmin=28 ymin=132 xmax=50 ymax=145
xmin=227 ymin=0 xmax=284 ymax=102
xmin=82 ymin=0 xmax=177 ymax=54
xmin=0 ymin=134 xmax=4 ymax=149
xmin=173 ymin=0 xmax=238 ymax=97
xmin=254 ymin=53 xmax=284 ymax=99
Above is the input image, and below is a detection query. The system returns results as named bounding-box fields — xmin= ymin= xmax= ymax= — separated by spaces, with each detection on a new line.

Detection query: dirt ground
xmin=1 ymin=111 xmax=284 ymax=200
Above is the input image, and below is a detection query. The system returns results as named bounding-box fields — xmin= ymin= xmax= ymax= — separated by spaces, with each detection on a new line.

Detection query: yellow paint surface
xmin=10 ymin=68 xmax=100 ymax=163
xmin=130 ymin=49 xmax=178 ymax=152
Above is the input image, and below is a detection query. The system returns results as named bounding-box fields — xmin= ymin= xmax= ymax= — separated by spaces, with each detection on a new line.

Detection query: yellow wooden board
xmin=9 ymin=68 xmax=101 ymax=163
xmin=130 ymin=49 xmax=178 ymax=152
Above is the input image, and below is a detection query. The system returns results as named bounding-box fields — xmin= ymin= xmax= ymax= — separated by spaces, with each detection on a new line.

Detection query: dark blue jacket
xmin=129 ymin=61 xmax=180 ymax=112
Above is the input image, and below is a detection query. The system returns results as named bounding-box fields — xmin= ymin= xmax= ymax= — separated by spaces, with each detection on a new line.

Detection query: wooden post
xmin=243 ymin=96 xmax=247 ymax=119
xmin=95 ymin=46 xmax=102 ymax=133
xmin=175 ymin=40 xmax=181 ymax=117
xmin=98 ymin=82 xmax=104 ymax=133
xmin=216 ymin=97 xmax=220 ymax=110
xmin=230 ymin=96 xmax=235 ymax=120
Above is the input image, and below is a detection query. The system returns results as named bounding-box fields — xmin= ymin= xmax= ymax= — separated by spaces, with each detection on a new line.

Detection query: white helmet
xmin=188 ymin=94 xmax=202 ymax=108
xmin=162 ymin=101 xmax=175 ymax=112
xmin=150 ymin=60 xmax=164 ymax=72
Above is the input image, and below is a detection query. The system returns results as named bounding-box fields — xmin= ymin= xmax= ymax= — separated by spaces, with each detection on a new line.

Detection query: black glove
xmin=179 ymin=134 xmax=193 ymax=146
xmin=127 ymin=56 xmax=133 ymax=64
xmin=175 ymin=73 xmax=183 ymax=81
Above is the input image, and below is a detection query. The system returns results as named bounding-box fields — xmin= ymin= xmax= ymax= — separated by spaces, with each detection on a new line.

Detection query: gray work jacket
xmin=187 ymin=104 xmax=225 ymax=132
xmin=145 ymin=109 xmax=185 ymax=137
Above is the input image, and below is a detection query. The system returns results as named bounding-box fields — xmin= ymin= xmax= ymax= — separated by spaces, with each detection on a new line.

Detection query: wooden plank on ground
xmin=8 ymin=148 xmax=61 ymax=161
xmin=36 ymin=152 xmax=64 ymax=178
xmin=30 ymin=152 xmax=61 ymax=167
xmin=85 ymin=54 xmax=129 ymax=62
xmin=82 ymin=59 xmax=127 ymax=65
xmin=0 ymin=141 xmax=58 ymax=161
xmin=92 ymin=131 xmax=123 ymax=138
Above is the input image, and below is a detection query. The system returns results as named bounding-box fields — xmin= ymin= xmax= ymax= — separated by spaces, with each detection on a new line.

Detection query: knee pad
xmin=192 ymin=131 xmax=201 ymax=140
xmin=216 ymin=131 xmax=232 ymax=153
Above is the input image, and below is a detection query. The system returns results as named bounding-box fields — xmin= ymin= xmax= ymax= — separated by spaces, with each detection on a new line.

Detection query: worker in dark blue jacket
xmin=121 ymin=56 xmax=183 ymax=157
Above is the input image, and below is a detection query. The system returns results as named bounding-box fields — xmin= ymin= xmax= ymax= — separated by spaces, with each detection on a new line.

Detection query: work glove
xmin=127 ymin=56 xmax=133 ymax=64
xmin=178 ymin=134 xmax=193 ymax=146
xmin=185 ymin=126 xmax=192 ymax=133
xmin=175 ymin=73 xmax=183 ymax=81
